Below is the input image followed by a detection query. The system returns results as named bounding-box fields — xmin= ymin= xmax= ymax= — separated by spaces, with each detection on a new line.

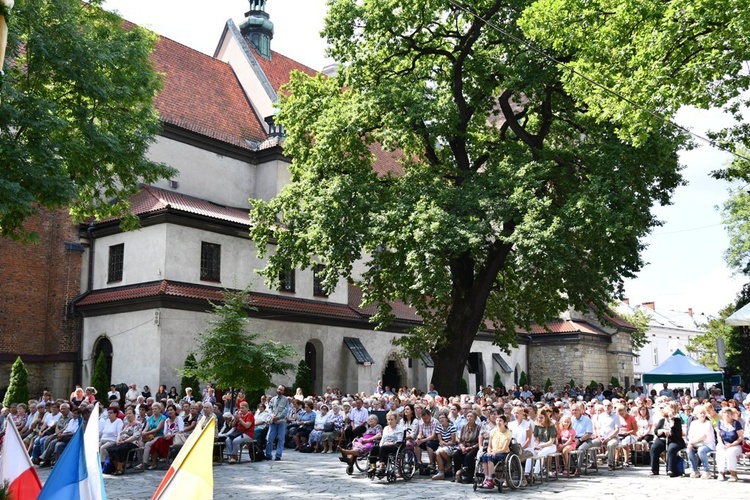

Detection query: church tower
xmin=240 ymin=0 xmax=274 ymax=59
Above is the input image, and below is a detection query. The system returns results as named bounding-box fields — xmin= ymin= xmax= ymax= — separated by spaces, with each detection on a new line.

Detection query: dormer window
xmin=249 ymin=32 xmax=271 ymax=59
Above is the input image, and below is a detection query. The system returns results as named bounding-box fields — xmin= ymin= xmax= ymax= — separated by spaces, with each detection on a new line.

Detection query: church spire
xmin=240 ymin=0 xmax=274 ymax=59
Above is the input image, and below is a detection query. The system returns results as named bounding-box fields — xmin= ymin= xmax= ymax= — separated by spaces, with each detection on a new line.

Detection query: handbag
xmin=323 ymin=422 xmax=335 ymax=432
xmin=227 ymin=429 xmax=244 ymax=440
xmin=172 ymin=432 xmax=187 ymax=445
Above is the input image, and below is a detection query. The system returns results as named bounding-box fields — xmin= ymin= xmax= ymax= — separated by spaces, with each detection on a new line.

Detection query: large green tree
xmin=181 ymin=289 xmax=296 ymax=395
xmin=687 ymin=305 xmax=736 ymax=371
xmin=519 ymin=0 xmax=750 ymax=148
xmin=0 ymin=0 xmax=174 ymax=241
xmin=250 ymin=0 xmax=694 ymax=394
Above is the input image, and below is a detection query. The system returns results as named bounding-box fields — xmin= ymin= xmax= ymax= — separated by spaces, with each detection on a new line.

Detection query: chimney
xmin=623 ymin=298 xmax=630 ymax=305
xmin=688 ymin=308 xmax=693 ymax=318
xmin=321 ymin=63 xmax=339 ymax=78
xmin=642 ymin=301 xmax=655 ymax=310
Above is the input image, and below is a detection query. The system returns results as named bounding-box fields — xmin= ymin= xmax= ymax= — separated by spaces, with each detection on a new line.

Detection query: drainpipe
xmin=77 ymin=222 xmax=96 ymax=385
xmin=86 ymin=221 xmax=95 ymax=292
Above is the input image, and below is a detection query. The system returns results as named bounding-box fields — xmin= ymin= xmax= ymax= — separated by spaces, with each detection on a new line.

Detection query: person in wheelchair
xmin=368 ymin=411 xmax=404 ymax=476
xmin=479 ymin=413 xmax=512 ymax=489
xmin=339 ymin=414 xmax=382 ymax=474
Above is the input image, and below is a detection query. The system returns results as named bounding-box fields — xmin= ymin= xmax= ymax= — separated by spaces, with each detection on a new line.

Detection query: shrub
xmin=460 ymin=378 xmax=468 ymax=394
xmin=180 ymin=353 xmax=201 ymax=399
xmin=544 ymin=377 xmax=553 ymax=391
xmin=91 ymin=352 xmax=110 ymax=405
xmin=293 ymin=360 xmax=313 ymax=398
xmin=518 ymin=371 xmax=528 ymax=387
xmin=3 ymin=357 xmax=29 ymax=407
xmin=493 ymin=371 xmax=504 ymax=389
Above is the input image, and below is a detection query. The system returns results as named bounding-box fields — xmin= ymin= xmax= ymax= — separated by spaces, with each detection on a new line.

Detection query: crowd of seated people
xmin=3 ymin=378 xmax=749 ymax=486
xmin=316 ymin=380 xmax=750 ymax=487
xmin=0 ymin=382 xmax=235 ymax=474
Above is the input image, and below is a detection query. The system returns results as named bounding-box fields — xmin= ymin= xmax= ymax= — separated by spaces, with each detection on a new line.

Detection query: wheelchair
xmin=368 ymin=440 xmax=417 ymax=482
xmin=473 ymin=440 xmax=524 ymax=492
xmin=338 ymin=447 xmax=372 ymax=474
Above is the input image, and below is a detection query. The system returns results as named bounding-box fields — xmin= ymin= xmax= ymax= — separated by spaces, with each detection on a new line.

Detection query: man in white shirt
xmin=125 ymin=384 xmax=139 ymax=406
xmin=344 ymin=398 xmax=370 ymax=444
xmin=595 ymin=401 xmax=620 ymax=470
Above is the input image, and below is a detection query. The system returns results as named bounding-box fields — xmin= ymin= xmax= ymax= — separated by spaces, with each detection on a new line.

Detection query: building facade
xmin=2 ymin=2 xmax=638 ymax=400
xmin=618 ymin=300 xmax=706 ymax=387
xmin=71 ymin=2 xmax=531 ymax=397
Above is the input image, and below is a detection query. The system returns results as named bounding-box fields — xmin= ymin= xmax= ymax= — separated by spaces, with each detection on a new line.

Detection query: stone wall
xmin=607 ymin=329 xmax=635 ymax=387
xmin=528 ymin=335 xmax=613 ymax=389
xmin=0 ymin=360 xmax=75 ymax=402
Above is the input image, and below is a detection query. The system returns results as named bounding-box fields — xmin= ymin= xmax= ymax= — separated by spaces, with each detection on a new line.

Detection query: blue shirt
xmin=572 ymin=414 xmax=593 ymax=439
xmin=453 ymin=414 xmax=468 ymax=435
xmin=297 ymin=410 xmax=316 ymax=429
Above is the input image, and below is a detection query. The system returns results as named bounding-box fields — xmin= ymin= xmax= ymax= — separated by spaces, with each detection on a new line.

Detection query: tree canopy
xmin=616 ymin=304 xmax=650 ymax=352
xmin=247 ymin=0 xmax=721 ymax=393
xmin=688 ymin=285 xmax=750 ymax=387
xmin=181 ymin=289 xmax=296 ymax=394
xmin=0 ymin=0 xmax=174 ymax=241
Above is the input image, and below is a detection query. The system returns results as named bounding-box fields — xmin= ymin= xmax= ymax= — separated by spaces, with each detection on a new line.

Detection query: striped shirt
xmin=437 ymin=422 xmax=456 ymax=443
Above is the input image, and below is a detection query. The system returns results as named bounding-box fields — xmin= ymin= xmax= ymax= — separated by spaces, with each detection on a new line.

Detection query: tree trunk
xmin=430 ymin=326 xmax=477 ymax=396
xmin=430 ymin=272 xmax=489 ymax=396
xmin=429 ymin=238 xmax=514 ymax=396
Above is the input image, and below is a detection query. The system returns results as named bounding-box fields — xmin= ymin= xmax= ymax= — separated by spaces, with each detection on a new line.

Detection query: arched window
xmin=93 ymin=336 xmax=113 ymax=383
xmin=305 ymin=342 xmax=317 ymax=395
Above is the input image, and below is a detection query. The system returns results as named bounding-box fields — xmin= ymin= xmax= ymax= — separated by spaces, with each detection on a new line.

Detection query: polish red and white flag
xmin=0 ymin=415 xmax=42 ymax=499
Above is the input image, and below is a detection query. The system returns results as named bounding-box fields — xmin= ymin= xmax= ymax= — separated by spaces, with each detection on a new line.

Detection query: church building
xmin=0 ymin=1 xmax=635 ymax=398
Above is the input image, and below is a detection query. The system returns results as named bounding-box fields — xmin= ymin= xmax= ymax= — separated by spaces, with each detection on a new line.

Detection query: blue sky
xmin=102 ymin=0 xmax=745 ymax=318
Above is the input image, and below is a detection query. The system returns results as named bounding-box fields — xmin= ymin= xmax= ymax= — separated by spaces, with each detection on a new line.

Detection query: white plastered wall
xmin=148 ymin=136 xmax=255 ymax=210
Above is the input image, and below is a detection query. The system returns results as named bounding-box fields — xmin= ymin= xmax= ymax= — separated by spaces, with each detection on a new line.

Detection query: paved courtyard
xmin=37 ymin=450 xmax=747 ymax=499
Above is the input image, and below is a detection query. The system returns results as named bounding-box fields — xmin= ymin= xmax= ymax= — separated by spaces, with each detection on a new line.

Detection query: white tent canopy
xmin=726 ymin=302 xmax=750 ymax=326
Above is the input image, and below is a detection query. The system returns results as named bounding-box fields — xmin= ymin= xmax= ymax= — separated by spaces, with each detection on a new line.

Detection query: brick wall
xmin=0 ymin=208 xmax=83 ymax=397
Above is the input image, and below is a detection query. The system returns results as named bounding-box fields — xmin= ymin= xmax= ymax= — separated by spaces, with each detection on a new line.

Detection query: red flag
xmin=0 ymin=416 xmax=42 ymax=499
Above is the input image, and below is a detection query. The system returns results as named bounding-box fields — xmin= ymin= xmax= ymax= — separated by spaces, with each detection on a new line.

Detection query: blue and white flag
xmin=38 ymin=408 xmax=107 ymax=500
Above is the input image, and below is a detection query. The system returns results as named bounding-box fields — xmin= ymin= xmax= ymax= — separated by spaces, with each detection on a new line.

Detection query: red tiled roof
xmin=522 ymin=320 xmax=609 ymax=336
xmin=76 ymin=280 xmax=362 ymax=320
xmin=348 ymin=285 xmax=422 ymax=323
xmin=151 ymin=35 xmax=267 ymax=148
xmin=96 ymin=185 xmax=250 ymax=225
xmin=239 ymin=37 xmax=406 ymax=177
xmin=369 ymin=144 xmax=406 ymax=177
xmin=254 ymin=49 xmax=318 ymax=94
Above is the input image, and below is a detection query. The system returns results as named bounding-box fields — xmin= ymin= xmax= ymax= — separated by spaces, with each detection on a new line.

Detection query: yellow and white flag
xmin=151 ymin=416 xmax=215 ymax=500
